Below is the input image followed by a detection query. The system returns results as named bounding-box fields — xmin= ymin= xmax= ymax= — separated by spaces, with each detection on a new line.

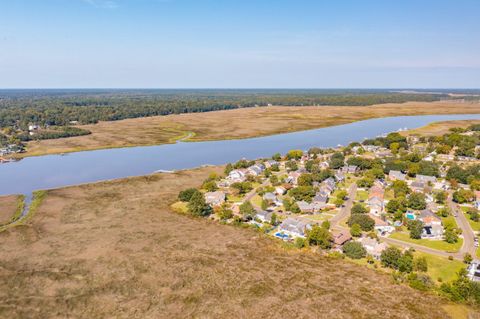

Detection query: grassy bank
xmin=389 ymin=232 xmax=463 ymax=252
xmin=16 ymin=101 xmax=480 ymax=158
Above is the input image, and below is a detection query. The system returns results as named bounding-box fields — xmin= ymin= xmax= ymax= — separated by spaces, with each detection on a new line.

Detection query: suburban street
xmin=447 ymin=193 xmax=477 ymax=258
xmin=331 ymin=183 xmax=357 ymax=230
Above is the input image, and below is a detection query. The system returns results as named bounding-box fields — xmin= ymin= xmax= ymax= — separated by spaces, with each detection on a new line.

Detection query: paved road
xmin=331 ymin=183 xmax=357 ymax=230
xmin=447 ymin=193 xmax=477 ymax=258
xmin=243 ymin=179 xmax=270 ymax=208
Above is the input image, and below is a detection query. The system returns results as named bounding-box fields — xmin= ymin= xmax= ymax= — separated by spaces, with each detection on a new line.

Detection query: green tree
xmin=289 ymin=186 xmax=316 ymax=202
xmin=407 ymin=220 xmax=424 ymax=239
xmin=306 ymin=225 xmax=332 ymax=249
xmin=413 ymin=256 xmax=428 ymax=272
xmin=342 ymin=241 xmax=366 ymax=259
xmin=464 ymin=253 xmax=473 ymax=264
xmin=270 ymin=213 xmax=278 ymax=226
xmin=239 ymin=201 xmax=256 ymax=219
xmin=351 ymin=203 xmax=368 ymax=214
xmin=407 ymin=193 xmax=427 ymax=210
xmin=435 ymin=191 xmax=447 ymax=204
xmin=380 ymin=247 xmax=402 ymax=269
xmin=188 ymin=191 xmax=212 ymax=217
xmin=348 ymin=214 xmax=375 ymax=231
xmin=178 ymin=188 xmax=200 ymax=202
xmin=445 ymin=229 xmax=459 ymax=244
xmin=287 ymin=149 xmax=303 ymax=160
xmin=453 ymin=189 xmax=474 ymax=204
xmin=350 ymin=223 xmax=362 ymax=237
xmin=321 ymin=220 xmax=331 ymax=230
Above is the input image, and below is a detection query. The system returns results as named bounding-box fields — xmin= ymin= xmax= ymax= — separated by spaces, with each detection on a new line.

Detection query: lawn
xmin=463 ymin=212 xmax=480 ymax=232
xmin=441 ymin=216 xmax=458 ymax=230
xmin=251 ymin=194 xmax=263 ymax=207
xmin=389 ymin=232 xmax=463 ymax=252
xmin=413 ymin=252 xmax=465 ymax=283
xmin=227 ymin=194 xmax=244 ymax=202
xmin=356 ymin=190 xmax=368 ymax=202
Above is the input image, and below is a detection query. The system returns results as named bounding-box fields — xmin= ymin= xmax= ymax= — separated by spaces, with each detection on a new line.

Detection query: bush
xmin=178 ymin=188 xmax=200 ymax=202
xmin=350 ymin=223 xmax=362 ymax=237
xmin=306 ymin=225 xmax=332 ymax=249
xmin=348 ymin=214 xmax=375 ymax=231
xmin=381 ymin=247 xmax=402 ymax=269
xmin=294 ymin=237 xmax=306 ymax=249
xmin=343 ymin=241 xmax=366 ymax=259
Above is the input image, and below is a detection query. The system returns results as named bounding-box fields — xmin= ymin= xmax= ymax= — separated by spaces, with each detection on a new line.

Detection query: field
xmin=0 ymin=195 xmax=23 ymax=225
xmin=404 ymin=119 xmax=480 ymax=136
xmin=0 ymin=166 xmax=462 ymax=319
xmin=21 ymin=101 xmax=480 ymax=157
xmin=389 ymin=232 xmax=463 ymax=252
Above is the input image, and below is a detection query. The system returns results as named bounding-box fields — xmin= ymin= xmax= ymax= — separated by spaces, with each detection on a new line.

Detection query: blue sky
xmin=0 ymin=0 xmax=479 ymax=88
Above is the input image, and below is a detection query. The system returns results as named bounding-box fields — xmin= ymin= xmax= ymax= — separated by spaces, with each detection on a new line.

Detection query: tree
xmin=380 ymin=247 xmax=402 ymax=269
xmin=351 ymin=203 xmax=368 ymax=214
xmin=464 ymin=253 xmax=473 ymax=264
xmin=270 ymin=213 xmax=278 ymax=226
xmin=239 ymin=201 xmax=256 ymax=219
xmin=398 ymin=252 xmax=414 ymax=273
xmin=444 ymin=229 xmax=459 ymax=244
xmin=391 ymin=180 xmax=410 ymax=197
xmin=178 ymin=188 xmax=200 ymax=202
xmin=289 ymin=186 xmax=316 ymax=202
xmin=336 ymin=190 xmax=348 ymax=201
xmin=453 ymin=189 xmax=474 ymax=204
xmin=188 ymin=191 xmax=212 ymax=217
xmin=298 ymin=173 xmax=313 ymax=186
xmin=407 ymin=193 xmax=426 ymax=210
xmin=231 ymin=182 xmax=253 ymax=195
xmin=350 ymin=223 xmax=362 ymax=237
xmin=294 ymin=237 xmax=306 ymax=249
xmin=437 ymin=207 xmax=450 ymax=218
xmin=348 ymin=214 xmax=375 ymax=231
xmin=342 ymin=241 xmax=366 ymax=259
xmin=357 ymin=178 xmax=374 ymax=188
xmin=217 ymin=206 xmax=233 ymax=221
xmin=224 ymin=163 xmax=233 ymax=175
xmin=386 ymin=199 xmax=404 ymax=214
xmin=202 ymin=180 xmax=218 ymax=192
xmin=413 ymin=256 xmax=428 ymax=272
xmin=321 ymin=220 xmax=330 ymax=230
xmin=306 ymin=225 xmax=332 ymax=249
xmin=261 ymin=199 xmax=268 ymax=210
xmin=435 ymin=191 xmax=447 ymax=204
xmin=286 ymin=149 xmax=303 ymax=160
xmin=272 ymin=153 xmax=282 ymax=161
xmin=329 ymin=152 xmax=345 ymax=169
xmin=407 ymin=220 xmax=424 ymax=239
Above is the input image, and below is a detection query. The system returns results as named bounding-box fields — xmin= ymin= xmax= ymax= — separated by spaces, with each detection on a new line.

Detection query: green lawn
xmin=463 ymin=212 xmax=480 ymax=232
xmin=441 ymin=216 xmax=458 ymax=230
xmin=414 ymin=252 xmax=465 ymax=283
xmin=251 ymin=194 xmax=263 ymax=207
xmin=384 ymin=189 xmax=395 ymax=201
xmin=389 ymin=232 xmax=463 ymax=252
xmin=356 ymin=190 xmax=368 ymax=201
xmin=227 ymin=194 xmax=244 ymax=202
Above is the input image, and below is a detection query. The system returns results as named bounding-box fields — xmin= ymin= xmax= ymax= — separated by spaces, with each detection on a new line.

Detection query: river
xmin=0 ymin=113 xmax=479 ymax=196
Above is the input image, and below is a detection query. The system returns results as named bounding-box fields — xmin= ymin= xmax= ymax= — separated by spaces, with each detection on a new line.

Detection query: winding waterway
xmin=1 ymin=113 xmax=479 ymax=196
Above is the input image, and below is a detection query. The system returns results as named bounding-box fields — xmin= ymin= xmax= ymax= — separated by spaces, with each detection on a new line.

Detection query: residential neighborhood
xmin=174 ymin=124 xmax=480 ymax=292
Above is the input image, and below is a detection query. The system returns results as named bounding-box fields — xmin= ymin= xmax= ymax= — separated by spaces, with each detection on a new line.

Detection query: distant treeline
xmin=0 ymin=90 xmax=449 ymax=130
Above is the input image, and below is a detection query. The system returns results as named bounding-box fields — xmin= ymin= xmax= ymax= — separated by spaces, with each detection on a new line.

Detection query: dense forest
xmin=1 ymin=89 xmax=473 ymax=148
xmin=0 ymin=89 xmax=451 ymax=130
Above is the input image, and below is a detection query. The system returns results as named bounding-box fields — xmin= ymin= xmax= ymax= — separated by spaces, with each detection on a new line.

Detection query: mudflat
xmin=0 ymin=166 xmax=452 ymax=318
xmin=23 ymin=101 xmax=480 ymax=157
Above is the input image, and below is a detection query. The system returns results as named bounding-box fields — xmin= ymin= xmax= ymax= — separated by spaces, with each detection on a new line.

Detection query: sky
xmin=0 ymin=0 xmax=479 ymax=88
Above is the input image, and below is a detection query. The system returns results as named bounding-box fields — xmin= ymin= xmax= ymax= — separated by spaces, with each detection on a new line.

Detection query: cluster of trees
xmin=178 ymin=188 xmax=212 ymax=217
xmin=0 ymin=90 xmax=447 ymax=131
xmin=348 ymin=203 xmax=375 ymax=233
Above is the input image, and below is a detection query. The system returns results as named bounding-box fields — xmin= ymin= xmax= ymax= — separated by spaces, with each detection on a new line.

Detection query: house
xmin=334 ymin=171 xmax=345 ymax=182
xmin=312 ymin=194 xmax=328 ymax=208
xmin=369 ymin=214 xmax=395 ymax=234
xmin=255 ymin=210 xmax=273 ymax=223
xmin=227 ymin=169 xmax=247 ymax=183
xmin=388 ymin=170 xmax=406 ymax=181
xmin=416 ymin=175 xmax=437 ymax=184
xmin=286 ymin=171 xmax=301 ymax=185
xmin=275 ymin=186 xmax=286 ymax=195
xmin=264 ymin=160 xmax=278 ymax=168
xmin=297 ymin=201 xmax=315 ymax=213
xmin=263 ymin=192 xmax=281 ymax=206
xmin=358 ymin=237 xmax=387 ymax=259
xmin=247 ymin=164 xmax=265 ymax=176
xmin=476 ymin=191 xmax=480 ymax=210
xmin=332 ymin=230 xmax=352 ymax=247
xmin=368 ymin=185 xmax=385 ymax=215
xmin=467 ymin=260 xmax=480 ymax=282
xmin=410 ymin=181 xmax=426 ymax=193
xmin=342 ymin=165 xmax=358 ymax=174
xmin=418 ymin=209 xmax=443 ymax=239
xmin=375 ymin=149 xmax=393 ymax=158
xmin=204 ymin=191 xmax=226 ymax=206
xmin=437 ymin=154 xmax=455 ymax=162
xmin=319 ymin=161 xmax=330 ymax=169
xmin=278 ymin=217 xmax=312 ymax=238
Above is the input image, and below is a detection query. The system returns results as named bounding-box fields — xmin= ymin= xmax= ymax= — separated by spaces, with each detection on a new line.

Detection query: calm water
xmin=1 ymin=114 xmax=479 ymax=196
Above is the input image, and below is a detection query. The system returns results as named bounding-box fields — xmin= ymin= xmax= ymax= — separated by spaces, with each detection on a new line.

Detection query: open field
xmin=404 ymin=119 xmax=480 ymax=136
xmin=0 ymin=195 xmax=22 ymax=225
xmin=0 ymin=167 xmax=466 ymax=319
xmin=21 ymin=101 xmax=480 ymax=157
